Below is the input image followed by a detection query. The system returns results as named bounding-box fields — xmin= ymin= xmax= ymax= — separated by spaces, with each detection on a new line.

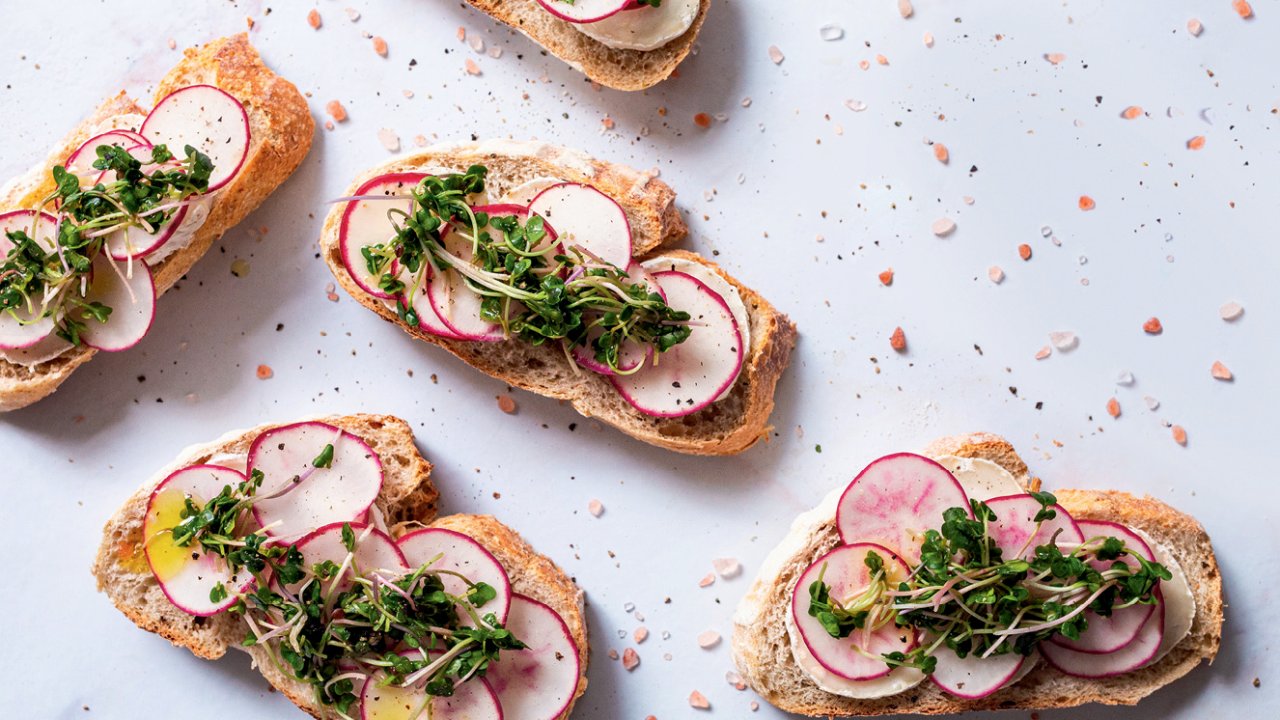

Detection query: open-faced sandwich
xmin=0 ymin=34 xmax=313 ymax=411
xmin=733 ymin=432 xmax=1222 ymax=715
xmin=94 ymin=414 xmax=587 ymax=720
xmin=321 ymin=140 xmax=796 ymax=455
xmin=461 ymin=0 xmax=709 ymax=90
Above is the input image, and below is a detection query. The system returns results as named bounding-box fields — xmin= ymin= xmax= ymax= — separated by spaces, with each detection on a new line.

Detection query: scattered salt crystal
xmin=713 ymin=558 xmax=741 ymax=578
xmin=1188 ymin=18 xmax=1204 ymax=36
xmin=767 ymin=45 xmax=784 ymax=64
xmin=635 ymin=611 xmax=644 ymax=622
xmin=1049 ymin=331 xmax=1078 ymax=351
xmin=741 ymin=97 xmax=752 ymax=107
xmin=988 ymin=266 xmax=1005 ymax=284
xmin=587 ymin=499 xmax=604 ymax=517
xmin=623 ymin=602 xmax=636 ymax=613
xmin=1211 ymin=361 xmax=1234 ymax=381
xmin=634 ymin=627 xmax=649 ymax=643
xmin=751 ymin=701 xmax=760 ymax=711
xmin=923 ymin=32 xmax=934 ymax=48
xmin=1044 ymin=52 xmax=1066 ymax=65
xmin=1200 ymin=107 xmax=1214 ymax=125
xmin=963 ymin=196 xmax=975 ymax=205
xmin=465 ymin=58 xmax=481 ymax=75
xmin=689 ymin=691 xmax=711 ymax=710
xmin=616 ymin=629 xmax=626 ymax=639
xmin=726 ymin=670 xmax=747 ymax=690
xmin=1219 ymin=301 xmax=1244 ymax=321
xmin=1040 ymin=225 xmax=1052 ymax=237
xmin=1167 ymin=106 xmax=1183 ymax=118
xmin=844 ymin=99 xmax=867 ymax=112
xmin=1145 ymin=396 xmax=1160 ymax=411
xmin=1034 ymin=346 xmax=1051 ymax=360
xmin=622 ymin=648 xmax=640 ymax=671
xmin=344 ymin=7 xmax=360 ymax=21
xmin=403 ymin=89 xmax=414 ymax=99
xmin=1117 ymin=371 xmax=1135 ymax=386
xmin=736 ymin=173 xmax=746 ymax=184
xmin=413 ymin=134 xmax=428 ymax=147
xmin=607 ymin=649 xmax=618 ymax=660
xmin=898 ymin=0 xmax=914 ymax=18
xmin=661 ymin=631 xmax=671 ymax=640
xmin=469 ymin=36 xmax=484 ymax=53
xmin=377 ymin=128 xmax=400 ymax=153
xmin=1078 ymin=255 xmax=1088 ymax=265
xmin=819 ymin=24 xmax=844 ymax=41
xmin=697 ymin=631 xmax=722 ymax=648
xmin=698 ymin=573 xmax=716 ymax=588
xmin=931 ymin=217 xmax=957 ymax=237
xmin=488 ymin=46 xmax=503 ymax=59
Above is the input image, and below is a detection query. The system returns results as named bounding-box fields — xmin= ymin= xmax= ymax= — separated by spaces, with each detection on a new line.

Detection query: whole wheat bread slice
xmin=0 ymin=34 xmax=314 ymax=411
xmin=320 ymin=141 xmax=797 ymax=455
xmin=463 ymin=0 xmax=711 ymax=91
xmin=732 ymin=431 xmax=1223 ymax=715
xmin=93 ymin=413 xmax=589 ymax=719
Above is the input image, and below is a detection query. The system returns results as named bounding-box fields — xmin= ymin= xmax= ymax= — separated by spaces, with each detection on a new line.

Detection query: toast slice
xmin=732 ymin=431 xmax=1223 ymax=715
xmin=93 ymin=413 xmax=589 ymax=719
xmin=0 ymin=34 xmax=314 ymax=411
xmin=320 ymin=141 xmax=797 ymax=455
xmin=464 ymin=0 xmax=711 ymax=90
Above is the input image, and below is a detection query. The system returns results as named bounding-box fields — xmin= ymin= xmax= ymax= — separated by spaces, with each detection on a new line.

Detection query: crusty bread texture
xmin=93 ymin=413 xmax=589 ymax=720
xmin=732 ymin=432 xmax=1223 ymax=716
xmin=320 ymin=141 xmax=797 ymax=455
xmin=464 ymin=0 xmax=711 ymax=91
xmin=0 ymin=34 xmax=314 ymax=412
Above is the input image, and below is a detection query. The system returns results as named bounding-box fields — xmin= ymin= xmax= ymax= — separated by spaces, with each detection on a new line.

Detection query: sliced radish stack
xmin=78 ymin=253 xmax=156 ymax=352
xmin=984 ymin=494 xmax=1084 ymax=561
xmin=611 ymin=270 xmax=743 ymax=417
xmin=429 ymin=204 xmax=537 ymax=341
xmin=1040 ymin=588 xmax=1165 ymax=678
xmin=836 ymin=453 xmax=971 ymax=562
xmin=143 ymin=464 xmax=251 ymax=616
xmin=536 ymin=0 xmax=630 ymax=23
xmin=1049 ymin=520 xmax=1157 ymax=654
xmin=361 ymin=662 xmax=502 ymax=720
xmin=65 ymin=130 xmax=151 ymax=178
xmin=401 ymin=263 xmax=464 ymax=339
xmin=140 ymin=84 xmax=250 ymax=192
xmin=929 ymin=648 xmax=1027 ymax=698
xmin=339 ymin=173 xmax=427 ymax=299
xmin=791 ymin=543 xmax=915 ymax=681
xmin=487 ymin=594 xmax=581 ymax=720
xmin=249 ymin=422 xmax=383 ymax=538
xmin=100 ymin=146 xmax=190 ymax=260
xmin=397 ymin=527 xmax=513 ymax=623
xmin=290 ymin=522 xmax=408 ymax=593
xmin=0 ymin=210 xmax=60 ymax=349
xmin=528 ymin=182 xmax=632 ymax=269
xmin=571 ymin=262 xmax=662 ymax=375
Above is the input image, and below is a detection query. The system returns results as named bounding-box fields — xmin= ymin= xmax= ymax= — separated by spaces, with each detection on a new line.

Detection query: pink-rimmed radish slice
xmin=290 ymin=521 xmax=408 ymax=594
xmin=99 ymin=148 xmax=190 ymax=260
xmin=65 ymin=130 xmax=152 ymax=178
xmin=401 ymin=267 xmax=464 ymax=339
xmin=929 ymin=648 xmax=1026 ymax=698
xmin=611 ymin=270 xmax=743 ymax=417
xmin=536 ymin=0 xmax=629 ymax=23
xmin=429 ymin=204 xmax=537 ymax=341
xmin=78 ymin=253 xmax=156 ymax=352
xmin=0 ymin=210 xmax=60 ymax=349
xmin=571 ymin=261 xmax=662 ymax=375
xmin=984 ymin=494 xmax=1084 ymax=561
xmin=339 ymin=172 xmax=427 ymax=299
xmin=140 ymin=84 xmax=250 ymax=192
xmin=397 ymin=527 xmax=513 ymax=624
xmin=249 ymin=421 xmax=383 ymax=538
xmin=1050 ymin=520 xmax=1157 ymax=654
xmin=836 ymin=453 xmax=971 ymax=562
xmin=143 ymin=464 xmax=252 ymax=616
xmin=362 ymin=666 xmax=501 ymax=720
xmin=487 ymin=594 xmax=581 ymax=720
xmin=791 ymin=542 xmax=915 ymax=681
xmin=1041 ymin=588 xmax=1165 ymax=678
xmin=528 ymin=182 xmax=632 ymax=269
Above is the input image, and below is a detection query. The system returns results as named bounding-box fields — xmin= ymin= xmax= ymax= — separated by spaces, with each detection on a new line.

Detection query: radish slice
xmin=65 ymin=130 xmax=151 ymax=178
xmin=611 ymin=270 xmax=744 ymax=417
xmin=791 ymin=542 xmax=915 ymax=681
xmin=140 ymin=84 xmax=250 ymax=192
xmin=535 ymin=0 xmax=629 ymax=23
xmin=836 ymin=453 xmax=971 ymax=562
xmin=397 ymin=527 xmax=513 ymax=624
xmin=429 ymin=205 xmax=539 ymax=341
xmin=143 ymin=464 xmax=251 ymax=616
xmin=984 ymin=494 xmax=1085 ymax=561
xmin=571 ymin=262 xmax=661 ymax=375
xmin=487 ymin=594 xmax=581 ymax=720
xmin=290 ymin=522 xmax=408 ymax=594
xmin=362 ymin=671 xmax=501 ymax=720
xmin=1041 ymin=588 xmax=1165 ymax=678
xmin=0 ymin=210 xmax=60 ymax=349
xmin=93 ymin=143 xmax=192 ymax=259
xmin=339 ymin=173 xmax=427 ymax=299
xmin=528 ymin=182 xmax=632 ymax=269
xmin=929 ymin=648 xmax=1026 ymax=698
xmin=78 ymin=254 xmax=156 ymax=352
xmin=401 ymin=265 xmax=464 ymax=339
xmin=249 ymin=422 xmax=383 ymax=538
xmin=1049 ymin=520 xmax=1157 ymax=654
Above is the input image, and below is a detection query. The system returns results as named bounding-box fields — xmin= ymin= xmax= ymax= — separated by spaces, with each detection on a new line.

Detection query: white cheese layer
xmin=1133 ymin=530 xmax=1196 ymax=663
xmin=933 ymin=455 xmax=1025 ymax=500
xmin=575 ymin=0 xmax=699 ymax=52
xmin=500 ymin=176 xmax=565 ymax=206
xmin=784 ymin=609 xmax=927 ymax=698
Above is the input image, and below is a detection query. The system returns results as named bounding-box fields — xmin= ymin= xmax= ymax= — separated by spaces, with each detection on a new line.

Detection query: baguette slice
xmin=464 ymin=0 xmax=711 ymax=90
xmin=0 ymin=34 xmax=314 ymax=411
xmin=732 ymin=431 xmax=1223 ymax=715
xmin=320 ymin=141 xmax=797 ymax=455
xmin=93 ymin=413 xmax=589 ymax=719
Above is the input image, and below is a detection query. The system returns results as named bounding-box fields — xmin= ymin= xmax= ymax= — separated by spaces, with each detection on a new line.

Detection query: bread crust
xmin=319 ymin=141 xmax=797 ymax=455
xmin=93 ymin=414 xmax=588 ymax=718
xmin=465 ymin=0 xmax=711 ymax=91
xmin=732 ymin=432 xmax=1223 ymax=716
xmin=0 ymin=34 xmax=314 ymax=411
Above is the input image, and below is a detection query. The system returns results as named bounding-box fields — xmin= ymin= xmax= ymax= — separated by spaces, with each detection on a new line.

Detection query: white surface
xmin=0 ymin=1 xmax=1275 ymax=718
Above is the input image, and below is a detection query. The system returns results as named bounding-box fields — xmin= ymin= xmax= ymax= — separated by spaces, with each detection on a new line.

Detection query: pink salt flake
xmin=1219 ymin=301 xmax=1244 ymax=321
xmin=923 ymin=32 xmax=934 ymax=48
xmin=988 ymin=266 xmax=1005 ymax=284
xmin=1035 ymin=346 xmax=1052 ymax=360
xmin=931 ymin=217 xmax=957 ymax=237
xmin=588 ymin=499 xmax=604 ymax=517
xmin=697 ymin=630 xmax=722 ymax=649
xmin=1188 ymin=18 xmax=1204 ymax=36
xmin=713 ymin=557 xmax=742 ymax=578
xmin=768 ymin=45 xmax=785 ymax=64
xmin=689 ymin=691 xmax=711 ymax=710
xmin=622 ymin=648 xmax=640 ymax=671
xmin=698 ymin=573 xmax=716 ymax=588
xmin=634 ymin=627 xmax=649 ymax=643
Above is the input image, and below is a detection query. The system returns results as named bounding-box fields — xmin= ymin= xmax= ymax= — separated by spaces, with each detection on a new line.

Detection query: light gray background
xmin=0 ymin=1 xmax=1274 ymax=718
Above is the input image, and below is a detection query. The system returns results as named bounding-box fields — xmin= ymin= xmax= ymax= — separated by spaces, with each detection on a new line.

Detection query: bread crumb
xmin=325 ymin=100 xmax=348 ymax=122
xmin=1143 ymin=317 xmax=1163 ymax=335
xmin=689 ymin=691 xmax=711 ymax=710
xmin=307 ymin=9 xmax=321 ymax=29
xmin=497 ymin=395 xmax=517 ymax=414
xmin=878 ymin=268 xmax=894 ymax=286
xmin=256 ymin=364 xmax=273 ymax=380
xmin=890 ymin=326 xmax=907 ymax=352
xmin=1106 ymin=397 xmax=1121 ymax=418
xmin=1211 ymin=361 xmax=1233 ymax=381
